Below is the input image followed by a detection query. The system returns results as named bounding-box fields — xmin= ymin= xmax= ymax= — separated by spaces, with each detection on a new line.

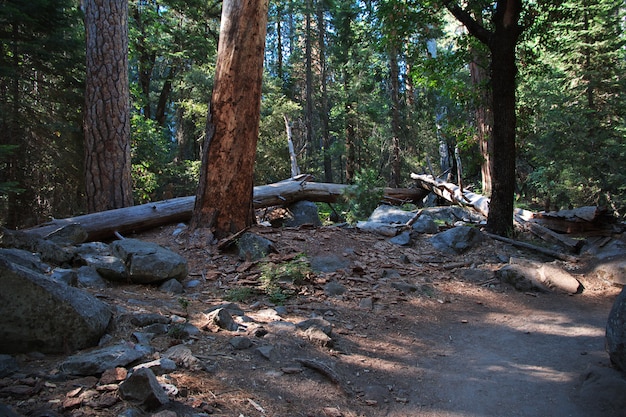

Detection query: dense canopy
xmin=1 ymin=0 xmax=624 ymax=229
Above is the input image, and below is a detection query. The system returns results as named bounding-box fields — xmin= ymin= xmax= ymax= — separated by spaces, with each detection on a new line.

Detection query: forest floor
xmin=2 ymin=223 xmax=626 ymax=417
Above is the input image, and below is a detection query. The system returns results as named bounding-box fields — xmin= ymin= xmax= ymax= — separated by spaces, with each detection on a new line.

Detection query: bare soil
xmin=1 ymin=224 xmax=625 ymax=417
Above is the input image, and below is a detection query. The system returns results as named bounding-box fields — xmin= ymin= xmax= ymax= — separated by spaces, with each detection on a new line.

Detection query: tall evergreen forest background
xmin=1 ymin=0 xmax=625 ymax=229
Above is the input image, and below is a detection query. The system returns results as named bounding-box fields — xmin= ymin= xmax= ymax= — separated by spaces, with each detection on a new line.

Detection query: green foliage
xmin=517 ymin=0 xmax=626 ymax=215
xmin=258 ymin=255 xmax=312 ymax=304
xmin=224 ymin=287 xmax=255 ymax=303
xmin=0 ymin=0 xmax=85 ymax=227
xmin=342 ymin=169 xmax=385 ymax=223
xmin=256 ymin=75 xmax=303 ymax=184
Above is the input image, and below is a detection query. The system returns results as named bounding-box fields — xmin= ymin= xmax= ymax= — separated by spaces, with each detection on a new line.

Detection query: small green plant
xmin=258 ymin=255 xmax=312 ymax=304
xmin=224 ymin=287 xmax=255 ymax=302
xmin=342 ymin=169 xmax=385 ymax=223
xmin=168 ymin=323 xmax=187 ymax=340
xmin=177 ymin=297 xmax=190 ymax=312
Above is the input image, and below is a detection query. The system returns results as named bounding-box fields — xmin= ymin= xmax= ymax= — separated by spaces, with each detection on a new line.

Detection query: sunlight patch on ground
xmin=485 ymin=363 xmax=578 ymax=383
xmin=484 ymin=312 xmax=605 ymax=338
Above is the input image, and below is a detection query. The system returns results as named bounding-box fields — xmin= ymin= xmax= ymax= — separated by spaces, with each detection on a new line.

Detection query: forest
xmin=1 ymin=0 xmax=625 ymax=232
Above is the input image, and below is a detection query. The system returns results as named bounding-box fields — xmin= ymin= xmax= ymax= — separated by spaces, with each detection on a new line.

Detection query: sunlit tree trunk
xmin=84 ymin=0 xmax=133 ymax=213
xmin=191 ymin=0 xmax=269 ymax=239
xmin=469 ymin=44 xmax=493 ymax=196
xmin=317 ymin=2 xmax=332 ymax=183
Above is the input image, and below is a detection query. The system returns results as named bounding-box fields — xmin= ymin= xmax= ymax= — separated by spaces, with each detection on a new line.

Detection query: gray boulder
xmin=368 ymin=205 xmax=415 ymax=224
xmin=82 ymin=254 xmax=127 ymax=281
xmin=497 ymin=258 xmax=583 ymax=294
xmin=430 ymin=226 xmax=483 ymax=254
xmin=119 ymin=368 xmax=170 ymax=410
xmin=284 ymin=200 xmax=322 ymax=227
xmin=0 ymin=258 xmax=112 ymax=354
xmin=0 ymin=248 xmax=49 ymax=273
xmin=606 ymin=286 xmax=626 ymax=373
xmin=111 ymin=239 xmax=187 ymax=284
xmin=60 ymin=343 xmax=145 ymax=376
xmin=237 ymin=232 xmax=274 ymax=261
xmin=412 ymin=215 xmax=439 ymax=234
xmin=0 ymin=228 xmax=72 ymax=265
xmin=76 ymin=265 xmax=109 ymax=289
xmin=43 ymin=223 xmax=88 ymax=245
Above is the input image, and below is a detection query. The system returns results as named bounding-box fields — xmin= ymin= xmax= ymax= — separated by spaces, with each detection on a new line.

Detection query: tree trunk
xmin=469 ymin=42 xmax=493 ymax=196
xmin=444 ymin=0 xmax=523 ymax=236
xmin=486 ymin=2 xmax=522 ymax=236
xmin=191 ymin=0 xmax=269 ymax=239
xmin=389 ymin=43 xmax=402 ymax=188
xmin=317 ymin=3 xmax=333 ymax=183
xmin=84 ymin=0 xmax=134 ymax=213
xmin=304 ymin=0 xmax=314 ymax=161
xmin=284 ymin=115 xmax=300 ymax=178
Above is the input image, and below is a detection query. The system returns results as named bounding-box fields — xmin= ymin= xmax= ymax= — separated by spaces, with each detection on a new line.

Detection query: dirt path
xmin=1 ymin=225 xmax=625 ymax=417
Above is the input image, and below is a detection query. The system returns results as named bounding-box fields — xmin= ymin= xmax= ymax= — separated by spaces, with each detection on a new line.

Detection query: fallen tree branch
xmin=484 ymin=232 xmax=578 ymax=263
xmin=25 ymin=178 xmax=428 ymax=241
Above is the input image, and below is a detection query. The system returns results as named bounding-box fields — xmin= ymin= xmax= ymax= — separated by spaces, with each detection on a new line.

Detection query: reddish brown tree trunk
xmin=84 ymin=0 xmax=133 ymax=213
xmin=191 ymin=0 xmax=269 ymax=239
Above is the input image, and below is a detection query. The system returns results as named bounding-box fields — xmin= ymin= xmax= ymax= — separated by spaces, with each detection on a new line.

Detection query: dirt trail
xmin=1 ymin=224 xmax=625 ymax=417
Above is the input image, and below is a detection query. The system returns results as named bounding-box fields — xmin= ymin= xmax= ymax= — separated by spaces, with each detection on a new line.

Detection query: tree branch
xmin=441 ymin=1 xmax=492 ymax=45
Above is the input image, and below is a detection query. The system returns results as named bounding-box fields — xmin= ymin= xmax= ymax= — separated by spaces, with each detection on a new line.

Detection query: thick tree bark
xmin=84 ymin=0 xmax=134 ymax=213
xmin=191 ymin=0 xmax=269 ymax=238
xmin=444 ymin=0 xmax=523 ymax=236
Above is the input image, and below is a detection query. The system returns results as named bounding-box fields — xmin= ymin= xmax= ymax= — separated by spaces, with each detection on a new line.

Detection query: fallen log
xmin=410 ymin=173 xmax=490 ymax=218
xmin=25 ymin=178 xmax=428 ymax=241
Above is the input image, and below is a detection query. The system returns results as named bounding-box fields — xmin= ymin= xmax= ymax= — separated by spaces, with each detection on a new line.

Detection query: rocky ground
xmin=1 ymin=222 xmax=626 ymax=417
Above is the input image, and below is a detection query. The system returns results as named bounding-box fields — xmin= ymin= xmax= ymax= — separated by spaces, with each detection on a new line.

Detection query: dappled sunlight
xmin=483 ymin=311 xmax=606 ymax=338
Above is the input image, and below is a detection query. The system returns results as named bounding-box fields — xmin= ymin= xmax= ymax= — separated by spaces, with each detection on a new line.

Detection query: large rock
xmin=430 ymin=226 xmax=483 ymax=254
xmin=60 ymin=343 xmax=145 ymax=376
xmin=606 ymin=286 xmax=626 ymax=373
xmin=0 ymin=258 xmax=112 ymax=354
xmin=0 ymin=228 xmax=72 ymax=265
xmin=283 ymin=200 xmax=322 ymax=227
xmin=497 ymin=257 xmax=583 ymax=294
xmin=110 ymin=239 xmax=187 ymax=284
xmin=368 ymin=205 xmax=415 ymax=224
xmin=237 ymin=233 xmax=274 ymax=261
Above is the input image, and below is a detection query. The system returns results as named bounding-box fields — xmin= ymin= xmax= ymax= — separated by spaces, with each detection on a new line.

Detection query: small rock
xmin=0 ymin=355 xmax=18 ymax=377
xmin=118 ymin=368 xmax=170 ymax=410
xmin=99 ymin=367 xmax=128 ymax=385
xmin=359 ymin=297 xmax=374 ymax=310
xmin=229 ymin=336 xmax=253 ymax=350
xmin=203 ymin=308 xmax=238 ymax=331
xmin=389 ymin=231 xmax=412 ymax=246
xmin=296 ymin=317 xmax=333 ymax=336
xmin=237 ymin=233 xmax=274 ymax=261
xmin=159 ymin=279 xmax=184 ymax=294
xmin=50 ymin=268 xmax=78 ymax=286
xmin=256 ymin=345 xmax=274 ymax=360
xmin=162 ymin=345 xmax=203 ymax=371
xmin=391 ymin=281 xmax=418 ymax=293
xmin=132 ymin=358 xmax=177 ymax=376
xmin=323 ymin=281 xmax=346 ymax=296
xmin=303 ymin=327 xmax=333 ymax=347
